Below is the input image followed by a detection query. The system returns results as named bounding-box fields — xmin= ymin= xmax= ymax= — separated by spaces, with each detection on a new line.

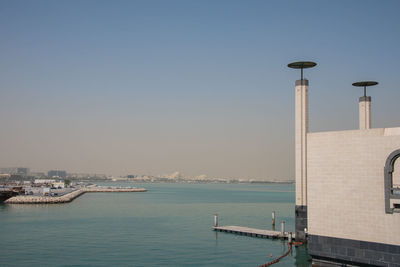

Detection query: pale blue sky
xmin=0 ymin=0 xmax=399 ymax=179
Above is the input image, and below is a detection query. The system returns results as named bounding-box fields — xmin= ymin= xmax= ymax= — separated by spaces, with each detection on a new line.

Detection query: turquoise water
xmin=0 ymin=183 xmax=311 ymax=266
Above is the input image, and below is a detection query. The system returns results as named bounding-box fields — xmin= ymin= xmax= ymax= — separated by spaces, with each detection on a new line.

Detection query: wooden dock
xmin=213 ymin=225 xmax=295 ymax=240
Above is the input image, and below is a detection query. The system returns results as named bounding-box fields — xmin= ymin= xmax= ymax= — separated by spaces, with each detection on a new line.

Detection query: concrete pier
xmin=213 ymin=225 xmax=295 ymax=240
xmin=4 ymin=186 xmax=147 ymax=204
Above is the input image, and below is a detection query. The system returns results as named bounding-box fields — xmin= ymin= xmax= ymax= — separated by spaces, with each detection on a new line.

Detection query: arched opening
xmin=393 ymin=159 xmax=400 ymax=209
xmin=384 ymin=149 xmax=400 ymax=213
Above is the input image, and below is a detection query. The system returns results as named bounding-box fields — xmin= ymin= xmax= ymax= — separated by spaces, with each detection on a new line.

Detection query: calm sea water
xmin=0 ymin=182 xmax=311 ymax=266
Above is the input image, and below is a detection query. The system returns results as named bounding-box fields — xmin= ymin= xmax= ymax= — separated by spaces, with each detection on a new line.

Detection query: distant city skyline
xmin=1 ymin=0 xmax=399 ymax=180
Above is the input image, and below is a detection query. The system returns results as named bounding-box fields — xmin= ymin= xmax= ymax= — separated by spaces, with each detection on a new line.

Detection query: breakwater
xmin=4 ymin=186 xmax=147 ymax=204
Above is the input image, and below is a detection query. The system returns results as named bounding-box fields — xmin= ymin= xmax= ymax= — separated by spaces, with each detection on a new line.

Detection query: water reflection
xmin=295 ymin=245 xmax=312 ymax=267
xmin=0 ymin=203 xmax=10 ymax=211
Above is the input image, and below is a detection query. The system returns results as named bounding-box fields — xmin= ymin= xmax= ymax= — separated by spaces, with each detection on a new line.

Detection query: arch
xmin=384 ymin=149 xmax=400 ymax=213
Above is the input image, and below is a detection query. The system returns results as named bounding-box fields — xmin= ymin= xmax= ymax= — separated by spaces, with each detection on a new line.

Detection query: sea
xmin=0 ymin=182 xmax=311 ymax=266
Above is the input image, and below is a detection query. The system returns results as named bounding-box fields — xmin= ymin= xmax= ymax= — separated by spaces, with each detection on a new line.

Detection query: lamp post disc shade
xmin=352 ymin=81 xmax=379 ymax=87
xmin=287 ymin=61 xmax=317 ymax=69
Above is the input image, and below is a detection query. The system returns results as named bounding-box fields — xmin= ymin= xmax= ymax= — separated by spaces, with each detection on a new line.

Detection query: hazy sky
xmin=1 ymin=0 xmax=399 ymax=179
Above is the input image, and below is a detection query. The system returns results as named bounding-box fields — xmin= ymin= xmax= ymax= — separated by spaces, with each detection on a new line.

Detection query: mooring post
xmin=281 ymin=221 xmax=285 ymax=235
xmin=272 ymin=211 xmax=275 ymax=226
xmin=214 ymin=213 xmax=218 ymax=227
xmin=288 ymin=232 xmax=292 ymax=244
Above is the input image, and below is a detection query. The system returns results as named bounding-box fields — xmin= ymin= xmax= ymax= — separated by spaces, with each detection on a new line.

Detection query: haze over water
xmin=0 ymin=183 xmax=310 ymax=266
xmin=1 ymin=1 xmax=400 ymax=180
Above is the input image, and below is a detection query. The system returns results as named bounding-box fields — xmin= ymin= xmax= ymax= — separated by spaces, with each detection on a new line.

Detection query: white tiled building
xmin=294 ymin=77 xmax=400 ymax=266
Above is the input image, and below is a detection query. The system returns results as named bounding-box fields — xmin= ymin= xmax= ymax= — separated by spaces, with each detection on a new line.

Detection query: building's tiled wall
xmin=307 ymin=127 xmax=400 ymax=245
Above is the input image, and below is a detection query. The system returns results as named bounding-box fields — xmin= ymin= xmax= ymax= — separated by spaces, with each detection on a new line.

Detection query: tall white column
xmin=359 ymin=96 xmax=371 ymax=129
xmin=295 ymin=79 xmax=309 ymax=206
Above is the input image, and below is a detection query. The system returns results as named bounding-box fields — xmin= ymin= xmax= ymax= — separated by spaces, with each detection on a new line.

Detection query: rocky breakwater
xmin=4 ymin=186 xmax=147 ymax=204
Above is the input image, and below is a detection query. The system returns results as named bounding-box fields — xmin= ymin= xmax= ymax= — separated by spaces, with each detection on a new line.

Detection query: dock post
xmin=214 ymin=214 xmax=218 ymax=227
xmin=288 ymin=232 xmax=292 ymax=244
xmin=272 ymin=211 xmax=275 ymax=226
xmin=281 ymin=221 xmax=285 ymax=235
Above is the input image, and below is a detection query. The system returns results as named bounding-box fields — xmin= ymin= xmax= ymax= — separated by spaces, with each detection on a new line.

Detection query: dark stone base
xmin=295 ymin=205 xmax=307 ymax=242
xmin=312 ymin=258 xmax=360 ymax=267
xmin=309 ymin=235 xmax=400 ymax=267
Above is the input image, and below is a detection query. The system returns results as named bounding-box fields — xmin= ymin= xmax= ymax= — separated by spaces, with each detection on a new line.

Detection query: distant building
xmin=43 ymin=187 xmax=50 ymax=196
xmin=48 ymin=170 xmax=67 ymax=178
xmin=17 ymin=168 xmax=29 ymax=176
xmin=0 ymin=167 xmax=17 ymax=174
xmin=52 ymin=181 xmax=65 ymax=189
xmin=30 ymin=172 xmax=46 ymax=178
xmin=34 ymin=179 xmax=56 ymax=185
xmin=10 ymin=174 xmax=23 ymax=180
xmin=0 ymin=167 xmax=29 ymax=175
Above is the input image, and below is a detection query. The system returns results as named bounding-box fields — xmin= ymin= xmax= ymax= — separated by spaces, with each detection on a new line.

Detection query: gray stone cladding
xmin=359 ymin=96 xmax=372 ymax=102
xmin=309 ymin=235 xmax=400 ymax=267
xmin=296 ymin=79 xmax=309 ymax=86
xmin=295 ymin=205 xmax=307 ymax=242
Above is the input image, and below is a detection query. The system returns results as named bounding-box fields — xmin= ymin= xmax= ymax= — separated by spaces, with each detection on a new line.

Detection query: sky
xmin=0 ymin=0 xmax=399 ymax=180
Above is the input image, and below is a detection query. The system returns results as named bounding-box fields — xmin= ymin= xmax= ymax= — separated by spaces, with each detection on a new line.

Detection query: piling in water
xmin=288 ymin=232 xmax=292 ymax=244
xmin=272 ymin=211 xmax=275 ymax=226
xmin=214 ymin=214 xmax=218 ymax=227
